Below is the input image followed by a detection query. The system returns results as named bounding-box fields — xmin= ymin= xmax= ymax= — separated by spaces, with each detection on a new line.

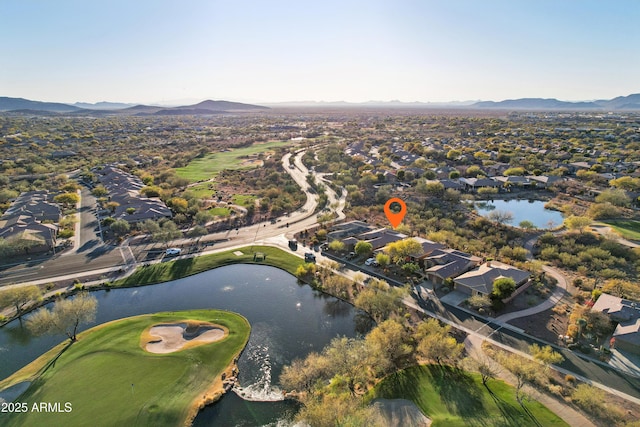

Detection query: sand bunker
xmin=144 ymin=322 xmax=226 ymax=354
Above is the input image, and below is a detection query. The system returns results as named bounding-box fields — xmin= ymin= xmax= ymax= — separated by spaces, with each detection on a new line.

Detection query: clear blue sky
xmin=1 ymin=0 xmax=638 ymax=104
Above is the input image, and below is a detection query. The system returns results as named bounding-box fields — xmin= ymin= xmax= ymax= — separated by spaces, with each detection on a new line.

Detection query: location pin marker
xmin=384 ymin=197 xmax=407 ymax=228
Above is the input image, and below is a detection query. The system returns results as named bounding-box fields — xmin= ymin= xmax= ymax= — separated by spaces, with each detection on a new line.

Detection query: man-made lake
xmin=474 ymin=199 xmax=564 ymax=229
xmin=0 ymin=264 xmax=371 ymax=426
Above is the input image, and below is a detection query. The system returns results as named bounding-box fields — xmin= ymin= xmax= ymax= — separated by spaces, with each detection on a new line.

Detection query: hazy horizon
xmin=1 ymin=1 xmax=639 ymax=104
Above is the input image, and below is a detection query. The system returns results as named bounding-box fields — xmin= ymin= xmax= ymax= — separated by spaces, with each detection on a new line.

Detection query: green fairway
xmin=232 ymin=194 xmax=257 ymax=207
xmin=115 ymin=245 xmax=303 ymax=287
xmin=208 ymin=207 xmax=232 ymax=217
xmin=175 ymin=140 xmax=292 ymax=182
xmin=602 ymin=219 xmax=640 ymax=241
xmin=369 ymin=365 xmax=568 ymax=427
xmin=184 ymin=182 xmax=216 ymax=199
xmin=0 ymin=310 xmax=250 ymax=427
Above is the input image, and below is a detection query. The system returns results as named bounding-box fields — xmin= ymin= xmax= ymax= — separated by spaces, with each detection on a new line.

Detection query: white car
xmin=364 ymin=257 xmax=377 ymax=266
xmin=165 ymin=248 xmax=182 ymax=256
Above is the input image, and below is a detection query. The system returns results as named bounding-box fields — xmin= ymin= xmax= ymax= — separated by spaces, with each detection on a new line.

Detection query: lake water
xmin=0 ymin=265 xmax=371 ymax=426
xmin=473 ymin=199 xmax=564 ymax=229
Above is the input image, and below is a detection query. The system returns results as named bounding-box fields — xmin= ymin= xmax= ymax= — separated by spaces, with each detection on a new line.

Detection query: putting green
xmin=0 ymin=310 xmax=250 ymax=427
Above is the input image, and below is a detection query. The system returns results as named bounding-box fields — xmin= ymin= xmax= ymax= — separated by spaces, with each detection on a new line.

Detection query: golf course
xmin=0 ymin=309 xmax=250 ymax=427
xmin=175 ymin=140 xmax=291 ymax=182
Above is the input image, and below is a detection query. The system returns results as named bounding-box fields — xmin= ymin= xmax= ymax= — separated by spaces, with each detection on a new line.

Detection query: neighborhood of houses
xmin=345 ymin=139 xmax=640 ymax=197
xmin=93 ymin=165 xmax=172 ymax=223
xmin=327 ymin=220 xmax=531 ymax=299
xmin=0 ymin=190 xmax=60 ymax=254
xmin=326 ymin=220 xmax=640 ymax=356
xmin=0 ymin=165 xmax=172 ymax=256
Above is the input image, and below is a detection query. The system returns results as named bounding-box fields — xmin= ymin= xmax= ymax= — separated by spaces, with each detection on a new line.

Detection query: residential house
xmin=327 ymin=220 xmax=374 ymax=242
xmin=527 ymin=175 xmax=563 ymax=188
xmin=357 ymin=228 xmax=407 ymax=251
xmin=453 ymin=261 xmax=530 ymax=297
xmin=592 ymin=293 xmax=640 ymax=354
xmin=424 ymin=249 xmax=482 ymax=286
xmin=0 ymin=215 xmax=58 ymax=254
xmin=458 ymin=177 xmax=501 ymax=192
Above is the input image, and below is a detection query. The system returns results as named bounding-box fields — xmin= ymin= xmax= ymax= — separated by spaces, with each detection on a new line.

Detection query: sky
xmin=1 ymin=0 xmax=639 ymax=104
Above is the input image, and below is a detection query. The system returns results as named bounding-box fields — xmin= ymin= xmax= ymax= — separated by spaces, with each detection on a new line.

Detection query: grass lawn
xmin=209 ymin=207 xmax=232 ymax=217
xmin=175 ymin=140 xmax=292 ymax=182
xmin=232 ymin=194 xmax=257 ymax=207
xmin=0 ymin=310 xmax=250 ymax=427
xmin=602 ymin=219 xmax=640 ymax=241
xmin=115 ymin=245 xmax=303 ymax=287
xmin=369 ymin=365 xmax=568 ymax=427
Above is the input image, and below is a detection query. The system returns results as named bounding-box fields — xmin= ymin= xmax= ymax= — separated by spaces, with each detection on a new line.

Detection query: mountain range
xmin=0 ymin=97 xmax=269 ymax=115
xmin=471 ymin=93 xmax=640 ymax=110
xmin=1 ymin=94 xmax=639 ymax=114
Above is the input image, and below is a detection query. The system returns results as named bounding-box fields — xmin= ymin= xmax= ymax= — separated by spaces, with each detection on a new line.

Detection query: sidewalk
xmin=496 ymin=265 xmax=568 ymax=323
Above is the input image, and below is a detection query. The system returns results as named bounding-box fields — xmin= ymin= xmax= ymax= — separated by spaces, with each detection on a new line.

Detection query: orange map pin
xmin=384 ymin=197 xmax=407 ymax=228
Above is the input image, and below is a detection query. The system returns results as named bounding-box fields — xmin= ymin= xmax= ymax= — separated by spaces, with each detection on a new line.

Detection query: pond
xmin=473 ymin=199 xmax=564 ymax=229
xmin=0 ymin=264 xmax=372 ymax=426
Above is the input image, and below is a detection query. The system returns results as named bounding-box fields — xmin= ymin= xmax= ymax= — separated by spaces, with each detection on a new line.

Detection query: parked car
xmin=304 ymin=252 xmax=316 ymax=263
xmin=346 ymin=252 xmax=356 ymax=260
xmin=364 ymin=257 xmax=378 ymax=266
xmin=165 ymin=248 xmax=182 ymax=256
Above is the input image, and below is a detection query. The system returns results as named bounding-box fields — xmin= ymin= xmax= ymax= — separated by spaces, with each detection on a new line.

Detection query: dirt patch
xmin=238 ymin=158 xmax=263 ymax=168
xmin=141 ymin=320 xmax=227 ymax=354
xmin=508 ymin=306 xmax=570 ymax=344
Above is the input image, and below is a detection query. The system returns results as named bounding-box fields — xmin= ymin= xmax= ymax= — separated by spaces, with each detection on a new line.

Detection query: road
xmin=414 ymin=295 xmax=640 ymax=402
xmin=0 ymin=149 xmax=324 ymax=287
xmin=0 ymin=187 xmax=126 ymax=286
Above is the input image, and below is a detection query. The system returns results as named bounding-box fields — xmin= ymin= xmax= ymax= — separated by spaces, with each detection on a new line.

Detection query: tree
xmin=498 ymin=351 xmax=539 ymax=404
xmin=152 ymin=221 xmax=183 ymax=247
xmin=105 ymin=201 xmax=120 ymax=213
xmin=595 ymin=188 xmax=630 ymax=207
xmin=139 ymin=219 xmax=161 ymax=234
xmin=186 ymin=225 xmax=208 ymax=241
xmin=354 ymin=280 xmax=406 ymax=322
xmin=504 ymin=167 xmax=526 ymax=176
xmin=0 ymin=188 xmax=19 ymax=203
xmin=586 ymin=202 xmax=621 ymax=220
xmin=414 ymin=318 xmax=463 ymax=365
xmin=168 ymin=197 xmax=189 ymax=213
xmin=365 ymin=319 xmax=413 ymax=376
xmin=563 ymin=215 xmax=591 ymax=232
xmin=529 ymin=344 xmax=564 ymax=373
xmin=384 ymin=238 xmax=423 ymax=264
xmin=487 ymin=209 xmax=514 ymax=225
xmin=467 ymin=294 xmax=492 ymax=311
xmin=492 ymin=277 xmax=516 ymax=301
xmin=328 ymin=240 xmax=346 ymax=252
xmin=518 ymin=220 xmax=537 ymax=230
xmin=53 ymin=192 xmax=80 ymax=207
xmin=91 ymin=185 xmax=108 ymax=197
xmin=0 ymin=285 xmax=42 ymax=317
xmin=110 ymin=219 xmax=130 ymax=236
xmin=375 ymin=252 xmax=391 ymax=268
xmin=354 ymin=241 xmax=373 ymax=256
xmin=477 ymin=186 xmax=498 ymax=196
xmin=27 ymin=293 xmax=97 ymax=342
